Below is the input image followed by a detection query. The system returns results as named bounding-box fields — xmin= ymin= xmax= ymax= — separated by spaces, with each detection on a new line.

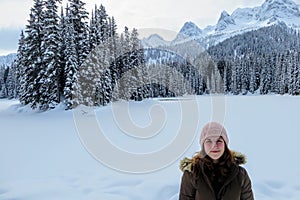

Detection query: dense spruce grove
xmin=1 ymin=1 xmax=300 ymax=110
xmin=208 ymin=23 xmax=300 ymax=95
xmin=2 ymin=0 xmax=146 ymax=110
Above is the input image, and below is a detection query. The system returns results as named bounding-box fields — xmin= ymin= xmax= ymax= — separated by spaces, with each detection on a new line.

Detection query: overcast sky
xmin=1 ymin=0 xmax=300 ymax=56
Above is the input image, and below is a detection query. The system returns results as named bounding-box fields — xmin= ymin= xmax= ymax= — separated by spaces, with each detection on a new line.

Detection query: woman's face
xmin=204 ymin=136 xmax=225 ymax=160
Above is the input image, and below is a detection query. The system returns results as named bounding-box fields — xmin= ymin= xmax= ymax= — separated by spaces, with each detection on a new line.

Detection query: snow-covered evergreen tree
xmin=77 ymin=44 xmax=103 ymax=106
xmin=6 ymin=63 xmax=17 ymax=99
xmin=231 ymin=59 xmax=241 ymax=95
xmin=68 ymin=0 xmax=89 ymax=66
xmin=128 ymin=28 xmax=145 ymax=100
xmin=63 ymin=6 xmax=79 ymax=109
xmin=287 ymin=50 xmax=298 ymax=95
xmin=0 ymin=66 xmax=7 ymax=98
xmin=123 ymin=26 xmax=131 ymax=54
xmin=89 ymin=7 xmax=97 ymax=51
xmin=291 ymin=51 xmax=300 ymax=95
xmin=22 ymin=0 xmax=44 ymax=109
xmin=57 ymin=6 xmax=67 ymax=103
xmin=15 ymin=30 xmax=27 ymax=100
xmin=38 ymin=0 xmax=62 ymax=110
xmin=241 ymin=57 xmax=249 ymax=94
xmin=95 ymin=4 xmax=109 ymax=43
xmin=107 ymin=17 xmax=119 ymax=101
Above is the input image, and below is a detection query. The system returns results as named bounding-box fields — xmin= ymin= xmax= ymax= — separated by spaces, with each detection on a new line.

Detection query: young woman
xmin=179 ymin=122 xmax=254 ymax=200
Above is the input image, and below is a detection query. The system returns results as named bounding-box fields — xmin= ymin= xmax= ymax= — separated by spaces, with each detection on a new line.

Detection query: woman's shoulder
xmin=231 ymin=151 xmax=251 ymax=177
xmin=180 ymin=157 xmax=193 ymax=173
xmin=236 ymin=164 xmax=251 ymax=178
xmin=231 ymin=152 xmax=252 ymax=183
xmin=232 ymin=151 xmax=247 ymax=165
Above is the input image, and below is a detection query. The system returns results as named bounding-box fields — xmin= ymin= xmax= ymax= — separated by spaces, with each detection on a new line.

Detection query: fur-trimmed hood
xmin=180 ymin=151 xmax=247 ymax=172
xmin=179 ymin=151 xmax=254 ymax=200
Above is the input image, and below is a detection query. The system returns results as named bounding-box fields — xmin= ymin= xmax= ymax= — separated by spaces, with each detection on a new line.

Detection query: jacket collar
xmin=180 ymin=151 xmax=247 ymax=173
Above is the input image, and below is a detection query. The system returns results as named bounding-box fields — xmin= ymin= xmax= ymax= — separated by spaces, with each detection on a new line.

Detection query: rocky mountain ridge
xmin=142 ymin=0 xmax=300 ymax=49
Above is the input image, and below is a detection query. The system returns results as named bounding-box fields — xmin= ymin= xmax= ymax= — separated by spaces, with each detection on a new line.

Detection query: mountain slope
xmin=142 ymin=0 xmax=300 ymax=49
xmin=141 ymin=34 xmax=171 ymax=48
xmin=0 ymin=53 xmax=16 ymax=68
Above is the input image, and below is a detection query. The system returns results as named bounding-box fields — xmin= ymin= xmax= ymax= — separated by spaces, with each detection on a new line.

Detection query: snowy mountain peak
xmin=142 ymin=0 xmax=300 ymax=49
xmin=0 ymin=53 xmax=16 ymax=68
xmin=219 ymin=11 xmax=232 ymax=21
xmin=169 ymin=21 xmax=205 ymax=46
xmin=178 ymin=21 xmax=203 ymax=37
xmin=141 ymin=33 xmax=170 ymax=47
xmin=147 ymin=33 xmax=165 ymax=41
xmin=215 ymin=10 xmax=236 ymax=31
xmin=258 ymin=0 xmax=300 ymax=22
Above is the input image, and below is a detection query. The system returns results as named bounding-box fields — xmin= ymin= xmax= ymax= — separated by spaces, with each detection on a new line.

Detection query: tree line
xmin=208 ymin=23 xmax=300 ymax=95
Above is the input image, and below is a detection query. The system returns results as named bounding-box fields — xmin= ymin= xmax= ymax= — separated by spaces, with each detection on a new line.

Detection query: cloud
xmin=83 ymin=0 xmax=266 ymax=31
xmin=0 ymin=0 xmax=32 ymax=28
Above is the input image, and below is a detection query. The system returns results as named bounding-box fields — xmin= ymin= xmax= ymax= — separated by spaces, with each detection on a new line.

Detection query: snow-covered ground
xmin=0 ymin=95 xmax=300 ymax=200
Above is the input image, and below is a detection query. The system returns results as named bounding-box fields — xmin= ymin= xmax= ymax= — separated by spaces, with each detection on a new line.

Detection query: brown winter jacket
xmin=179 ymin=152 xmax=254 ymax=200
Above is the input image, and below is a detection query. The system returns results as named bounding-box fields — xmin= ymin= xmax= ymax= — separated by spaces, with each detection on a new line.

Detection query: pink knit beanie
xmin=200 ymin=122 xmax=229 ymax=147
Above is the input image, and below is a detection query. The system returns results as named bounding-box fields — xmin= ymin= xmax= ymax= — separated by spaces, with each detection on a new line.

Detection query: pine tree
xmin=64 ymin=5 xmax=79 ymax=109
xmin=57 ymin=6 xmax=67 ymax=102
xmin=294 ymin=52 xmax=300 ymax=95
xmin=129 ymin=28 xmax=145 ymax=100
xmin=260 ymin=53 xmax=275 ymax=94
xmin=287 ymin=50 xmax=299 ymax=95
xmin=117 ymin=27 xmax=131 ymax=100
xmin=123 ymin=26 xmax=131 ymax=54
xmin=6 ymin=63 xmax=17 ymax=99
xmin=77 ymin=44 xmax=102 ymax=106
xmin=130 ymin=28 xmax=141 ymax=50
xmin=249 ymin=59 xmax=256 ymax=94
xmin=293 ymin=51 xmax=300 ymax=95
xmin=89 ymin=7 xmax=97 ymax=50
xmin=107 ymin=16 xmax=119 ymax=101
xmin=274 ymin=53 xmax=283 ymax=94
xmin=0 ymin=66 xmax=7 ymax=98
xmin=89 ymin=4 xmax=110 ymax=48
xmin=231 ymin=59 xmax=240 ymax=95
xmin=39 ymin=0 xmax=62 ymax=110
xmin=109 ymin=17 xmax=118 ymax=38
xmin=279 ymin=52 xmax=289 ymax=94
xmin=15 ymin=30 xmax=27 ymax=100
xmin=22 ymin=0 xmax=44 ymax=108
xmin=96 ymin=4 xmax=109 ymax=43
xmin=68 ymin=0 xmax=89 ymax=66
xmin=241 ymin=57 xmax=249 ymax=94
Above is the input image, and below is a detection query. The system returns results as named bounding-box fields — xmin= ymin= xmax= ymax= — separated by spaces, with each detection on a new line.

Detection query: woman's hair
xmin=191 ymin=142 xmax=235 ymax=179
